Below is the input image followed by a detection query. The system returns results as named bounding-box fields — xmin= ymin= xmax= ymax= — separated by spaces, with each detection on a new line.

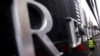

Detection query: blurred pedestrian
xmin=88 ymin=38 xmax=97 ymax=56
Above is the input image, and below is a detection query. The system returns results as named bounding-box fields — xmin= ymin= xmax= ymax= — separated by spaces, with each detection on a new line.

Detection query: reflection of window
xmin=74 ymin=22 xmax=80 ymax=42
xmin=90 ymin=0 xmax=94 ymax=8
xmin=83 ymin=10 xmax=88 ymax=25
xmin=86 ymin=0 xmax=94 ymax=15
xmin=84 ymin=26 xmax=88 ymax=36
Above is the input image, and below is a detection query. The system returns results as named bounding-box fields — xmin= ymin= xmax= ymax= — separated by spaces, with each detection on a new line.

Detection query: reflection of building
xmin=86 ymin=0 xmax=100 ymax=28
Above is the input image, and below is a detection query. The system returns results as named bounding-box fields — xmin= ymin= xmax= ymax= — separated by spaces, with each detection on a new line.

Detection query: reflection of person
xmin=88 ymin=38 xmax=96 ymax=56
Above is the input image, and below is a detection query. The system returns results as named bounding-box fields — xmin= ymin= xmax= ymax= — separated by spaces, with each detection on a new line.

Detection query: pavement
xmin=93 ymin=34 xmax=100 ymax=56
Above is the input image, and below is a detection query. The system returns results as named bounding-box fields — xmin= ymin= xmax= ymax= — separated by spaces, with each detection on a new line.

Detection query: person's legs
xmin=91 ymin=51 xmax=94 ymax=56
xmin=88 ymin=51 xmax=92 ymax=56
xmin=92 ymin=48 xmax=95 ymax=56
xmin=88 ymin=48 xmax=95 ymax=56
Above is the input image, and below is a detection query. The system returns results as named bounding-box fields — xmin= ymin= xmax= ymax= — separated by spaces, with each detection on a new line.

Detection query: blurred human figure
xmin=88 ymin=38 xmax=97 ymax=56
